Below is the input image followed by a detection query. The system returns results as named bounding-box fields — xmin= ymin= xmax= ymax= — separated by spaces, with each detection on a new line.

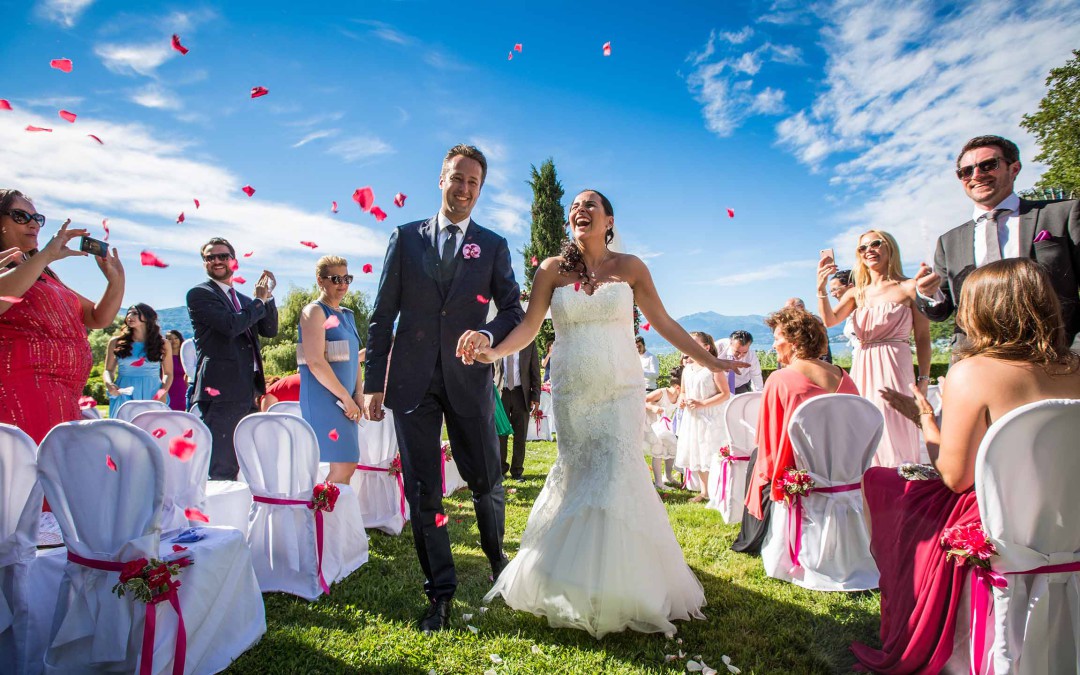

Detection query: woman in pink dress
xmin=816 ymin=230 xmax=931 ymax=467
xmin=0 ymin=189 xmax=125 ymax=442
xmin=852 ymin=259 xmax=1080 ymax=673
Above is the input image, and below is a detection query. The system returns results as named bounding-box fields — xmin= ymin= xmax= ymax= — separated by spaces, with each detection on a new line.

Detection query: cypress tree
xmin=522 ymin=159 xmax=566 ymax=354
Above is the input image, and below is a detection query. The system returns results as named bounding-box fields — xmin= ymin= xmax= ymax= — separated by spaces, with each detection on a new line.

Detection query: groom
xmin=364 ymin=144 xmax=524 ymax=632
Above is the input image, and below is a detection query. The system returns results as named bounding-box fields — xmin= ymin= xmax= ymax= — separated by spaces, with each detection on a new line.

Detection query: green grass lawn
xmin=227 ymin=441 xmax=882 ymax=674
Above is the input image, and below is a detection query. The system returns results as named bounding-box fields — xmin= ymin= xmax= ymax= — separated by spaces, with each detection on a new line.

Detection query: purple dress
xmin=168 ymin=354 xmax=187 ymax=411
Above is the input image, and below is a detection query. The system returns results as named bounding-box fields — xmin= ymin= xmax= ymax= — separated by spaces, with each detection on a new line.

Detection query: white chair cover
xmin=266 ymin=401 xmax=302 ymax=417
xmin=204 ymin=480 xmax=253 ymax=532
xmin=974 ymin=399 xmax=1080 ymax=675
xmin=0 ymin=424 xmax=64 ymax=675
xmin=761 ymin=394 xmax=883 ymax=591
xmin=179 ymin=339 xmax=196 ymax=378
xmin=114 ymin=400 xmax=169 ymax=423
xmin=235 ymin=414 xmax=368 ymax=600
xmin=707 ymin=392 xmax=762 ymax=524
xmin=129 ymin=411 xmax=213 ymax=533
xmin=526 ymin=389 xmax=555 ymax=441
xmin=441 ymin=442 xmax=468 ymax=496
xmin=37 ymin=420 xmax=265 ymax=674
xmin=352 ymin=411 xmax=409 ymax=535
xmin=80 ymin=407 xmax=101 ymax=420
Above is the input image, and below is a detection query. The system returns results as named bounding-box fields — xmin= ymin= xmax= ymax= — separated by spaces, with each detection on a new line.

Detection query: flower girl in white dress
xmin=675 ymin=332 xmax=730 ymax=502
xmin=644 ymin=366 xmax=681 ymax=489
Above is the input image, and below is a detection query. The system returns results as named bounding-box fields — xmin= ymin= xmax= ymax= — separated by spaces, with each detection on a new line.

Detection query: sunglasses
xmin=857 ymin=239 xmax=885 ymax=254
xmin=321 ymin=274 xmax=354 ymax=285
xmin=203 ymin=252 xmax=234 ymax=263
xmin=956 ymin=157 xmax=1008 ymax=181
xmin=1 ymin=209 xmax=46 ymax=227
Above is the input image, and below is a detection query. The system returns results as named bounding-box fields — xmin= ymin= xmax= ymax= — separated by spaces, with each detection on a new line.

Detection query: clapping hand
xmin=254 ymin=270 xmax=276 ymax=300
xmin=914 ymin=263 xmax=942 ymax=298
xmin=880 ymin=385 xmax=935 ymax=424
xmin=0 ymin=247 xmax=22 ymax=268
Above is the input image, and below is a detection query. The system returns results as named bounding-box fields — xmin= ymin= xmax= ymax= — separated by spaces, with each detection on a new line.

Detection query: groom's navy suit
xmin=365 ymin=216 xmax=523 ymax=600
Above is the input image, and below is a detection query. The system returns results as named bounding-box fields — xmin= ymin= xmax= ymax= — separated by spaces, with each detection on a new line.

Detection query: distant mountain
xmin=642 ymin=310 xmax=847 ymax=354
xmin=157 ymin=306 xmax=193 ymax=338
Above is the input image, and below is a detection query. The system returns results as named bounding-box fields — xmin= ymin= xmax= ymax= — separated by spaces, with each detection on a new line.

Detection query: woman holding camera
xmin=0 ymin=188 xmax=125 ymax=442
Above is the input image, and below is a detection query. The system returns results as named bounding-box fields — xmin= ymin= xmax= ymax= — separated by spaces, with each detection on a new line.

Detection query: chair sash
xmin=355 ymin=465 xmax=405 ymax=519
xmin=718 ymin=452 xmax=752 ymax=502
xmin=250 ymin=495 xmax=330 ymax=595
xmin=787 ymin=483 xmax=862 ymax=573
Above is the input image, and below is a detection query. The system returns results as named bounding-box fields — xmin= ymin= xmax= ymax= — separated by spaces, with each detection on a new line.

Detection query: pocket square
xmin=1033 ymin=229 xmax=1052 ymax=243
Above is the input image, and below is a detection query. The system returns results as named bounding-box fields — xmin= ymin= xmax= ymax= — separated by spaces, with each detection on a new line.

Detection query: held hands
xmin=42 ymin=219 xmax=89 ymax=263
xmin=254 ymin=270 xmax=276 ymax=301
xmin=456 ymin=330 xmax=492 ymax=365
xmin=915 ymin=263 xmax=942 ymax=298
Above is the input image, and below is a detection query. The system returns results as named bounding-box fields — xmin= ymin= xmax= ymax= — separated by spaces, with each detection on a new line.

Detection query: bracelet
xmin=817 ymin=293 xmax=829 ymax=299
xmin=916 ymin=375 xmax=930 ymax=382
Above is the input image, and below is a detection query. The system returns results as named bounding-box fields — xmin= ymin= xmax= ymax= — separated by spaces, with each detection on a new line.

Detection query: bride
xmin=457 ymin=189 xmax=747 ymax=638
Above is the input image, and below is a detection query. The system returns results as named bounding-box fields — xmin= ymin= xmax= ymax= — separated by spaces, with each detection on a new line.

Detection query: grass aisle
xmin=228 ymin=441 xmax=882 ymax=674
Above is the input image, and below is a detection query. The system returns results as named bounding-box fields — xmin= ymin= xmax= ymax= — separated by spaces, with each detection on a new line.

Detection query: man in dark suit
xmin=186 ymin=237 xmax=278 ymax=480
xmin=916 ymin=135 xmax=1080 ymax=349
xmin=364 ymin=144 xmax=524 ymax=633
xmin=492 ymin=341 xmax=541 ymax=479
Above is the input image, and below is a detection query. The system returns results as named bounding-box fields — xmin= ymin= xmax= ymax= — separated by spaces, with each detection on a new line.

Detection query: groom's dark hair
xmin=442 ymin=144 xmax=488 ymax=186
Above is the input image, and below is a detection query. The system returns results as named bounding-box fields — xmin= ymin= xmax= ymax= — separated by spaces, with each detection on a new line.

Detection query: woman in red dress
xmin=852 ymin=259 xmax=1080 ymax=673
xmin=0 ymin=189 xmax=125 ymax=443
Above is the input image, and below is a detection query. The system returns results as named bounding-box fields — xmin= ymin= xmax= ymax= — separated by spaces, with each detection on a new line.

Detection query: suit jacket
xmin=917 ymin=199 xmax=1080 ymax=343
xmin=186 ymin=280 xmax=279 ymax=404
xmin=493 ymin=341 xmax=541 ymax=405
xmin=364 ymin=216 xmax=524 ymax=417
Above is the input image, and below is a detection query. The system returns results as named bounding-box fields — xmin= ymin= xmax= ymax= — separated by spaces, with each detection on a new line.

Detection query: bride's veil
xmin=608 ymin=226 xmax=625 ymax=255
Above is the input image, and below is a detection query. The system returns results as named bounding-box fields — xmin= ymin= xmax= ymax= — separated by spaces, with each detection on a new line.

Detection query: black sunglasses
xmin=857 ymin=239 xmax=885 ymax=254
xmin=203 ymin=252 xmax=234 ymax=263
xmin=956 ymin=157 xmax=1009 ymax=181
xmin=321 ymin=274 xmax=354 ymax=285
xmin=1 ymin=209 xmax=46 ymax=227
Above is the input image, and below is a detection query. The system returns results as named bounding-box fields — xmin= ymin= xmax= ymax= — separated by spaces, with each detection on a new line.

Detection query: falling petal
xmin=131 ymin=357 xmax=147 ymax=367
xmin=323 ymin=315 xmax=340 ymax=330
xmin=603 ymin=41 xmax=612 ymax=56
xmin=393 ymin=192 xmax=406 ymax=207
xmin=184 ymin=507 xmax=210 ymax=523
xmin=232 ymin=275 xmax=246 ymax=284
xmin=531 ymin=256 xmax=538 ymax=267
xmin=489 ymin=655 xmax=503 ymax=665
xmin=352 ymin=186 xmax=374 ymax=212
xmin=50 ymin=58 xmax=73 ymax=73
xmin=182 ymin=428 xmax=193 ymax=438
xmin=171 ymin=34 xmax=189 ymax=55
xmin=151 ymin=427 xmax=167 ymax=438
xmin=169 ymin=437 xmax=197 ymax=461
xmin=172 ymin=544 xmax=187 ymax=552
xmin=58 ymin=109 xmax=76 ymax=123
xmin=250 ymin=86 xmax=269 ymax=99
xmin=467 ymin=625 xmax=478 ymax=634
xmin=102 ymin=219 xmax=110 ymax=241
xmin=331 ymin=201 xmax=338 ymax=213
xmin=0 ymin=100 xmax=12 ymax=111
xmin=140 ymin=250 xmax=169 ymax=268
xmin=508 ymin=51 xmax=513 ymax=61
xmin=194 ymin=198 xmax=200 ymax=209
xmin=228 ymin=258 xmax=239 ymax=271
xmin=328 ymin=429 xmax=339 ymax=441
xmin=642 ymin=322 xmax=650 ymax=331
xmin=176 ymin=212 xmax=185 ymax=224
xmin=106 ymin=455 xmax=117 ymax=471
xmin=25 ymin=126 xmax=52 ymax=132
xmin=362 ymin=263 xmax=373 ymax=274
xmin=1 ymin=296 xmax=24 ymax=304
xmin=204 ymin=386 xmax=220 ymax=397
xmin=727 ymin=208 xmax=735 ymax=218
xmin=300 ymin=241 xmax=318 ymax=249
xmin=371 ymin=206 xmax=388 ymax=222
xmin=243 ymin=251 xmax=254 ymax=257
xmin=476 ymin=295 xmax=490 ymax=304
xmin=573 ymin=282 xmax=581 ymax=292
xmin=515 ymin=43 xmax=523 ymax=52
xmin=241 ymin=185 xmax=255 ymax=197
xmin=87 ymin=134 xmax=103 ymax=144
xmin=78 ymin=396 xmax=97 ymax=410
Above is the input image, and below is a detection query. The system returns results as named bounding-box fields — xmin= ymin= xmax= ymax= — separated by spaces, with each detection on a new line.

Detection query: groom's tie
xmin=980 ymin=208 xmax=1008 ymax=265
xmin=440 ymin=224 xmax=460 ymax=293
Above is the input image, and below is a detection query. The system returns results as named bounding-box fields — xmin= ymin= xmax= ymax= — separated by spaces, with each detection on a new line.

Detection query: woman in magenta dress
xmin=166 ymin=330 xmax=188 ymax=411
xmin=817 ymin=230 xmax=931 ymax=467
xmin=0 ymin=189 xmax=125 ymax=443
xmin=851 ymin=259 xmax=1080 ymax=673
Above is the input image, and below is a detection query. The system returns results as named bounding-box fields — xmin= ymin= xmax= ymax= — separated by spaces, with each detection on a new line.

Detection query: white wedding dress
xmin=484 ymin=281 xmax=705 ymax=638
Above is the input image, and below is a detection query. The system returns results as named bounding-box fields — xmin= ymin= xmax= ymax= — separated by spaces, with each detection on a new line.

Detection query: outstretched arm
xmin=815 ymin=257 xmax=855 ymax=327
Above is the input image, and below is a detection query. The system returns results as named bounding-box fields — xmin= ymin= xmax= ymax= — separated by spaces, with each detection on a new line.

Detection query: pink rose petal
xmin=87 ymin=134 xmax=103 ymax=144
xmin=322 ymin=315 xmax=340 ymax=330
xmin=514 ymin=43 xmax=523 ymax=52
xmin=0 ymin=296 xmax=23 ymax=304
xmin=106 ymin=455 xmax=117 ymax=471
xmin=300 ymin=241 xmax=318 ymax=249
xmin=243 ymin=251 xmax=254 ymax=257
xmin=642 ymin=322 xmax=651 ymax=331
xmin=184 ymin=507 xmax=210 ymax=523
xmin=476 ymin=295 xmax=490 ymax=304
xmin=331 ymin=201 xmax=338 ymax=213
xmin=140 ymin=250 xmax=169 ymax=268
xmin=228 ymin=257 xmax=239 ymax=271
xmin=0 ymin=100 xmax=12 ymax=111
xmin=352 ymin=186 xmax=374 ymax=212
xmin=171 ymin=34 xmax=189 ymax=55
xmin=602 ymin=41 xmax=612 ymax=56
xmin=204 ymin=386 xmax=220 ymax=397
xmin=182 ymin=428 xmax=194 ymax=438
xmin=531 ymin=256 xmax=538 ymax=267
xmin=78 ymin=396 xmax=97 ymax=409
xmin=176 ymin=211 xmax=185 ymax=224
xmin=25 ymin=126 xmax=52 ymax=132
xmin=435 ymin=513 xmax=448 ymax=527
xmin=508 ymin=51 xmax=513 ymax=61
xmin=102 ymin=219 xmax=110 ymax=241
xmin=232 ymin=275 xmax=246 ymax=284
xmin=328 ymin=429 xmax=339 ymax=441
xmin=131 ymin=357 xmax=147 ymax=367
xmin=574 ymin=282 xmax=581 ymax=292
xmin=193 ymin=198 xmax=200 ymax=209
xmin=58 ymin=109 xmax=76 ymax=123
xmin=172 ymin=544 xmax=188 ymax=552
xmin=151 ymin=427 xmax=167 ymax=438
xmin=241 ymin=185 xmax=255 ymax=197
xmin=168 ymin=436 xmax=197 ymax=461
xmin=393 ymin=192 xmax=406 ymax=208
xmin=250 ymin=86 xmax=269 ymax=99
xmin=362 ymin=263 xmax=373 ymax=274
xmin=50 ymin=58 xmax=73 ymax=73
xmin=370 ymin=206 xmax=387 ymax=222
xmin=727 ymin=208 xmax=735 ymax=218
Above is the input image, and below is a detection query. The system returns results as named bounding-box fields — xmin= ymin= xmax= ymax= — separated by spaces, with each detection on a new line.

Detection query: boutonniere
xmin=462 ymin=243 xmax=481 ymax=259
xmin=1033 ymin=229 xmax=1052 ymax=243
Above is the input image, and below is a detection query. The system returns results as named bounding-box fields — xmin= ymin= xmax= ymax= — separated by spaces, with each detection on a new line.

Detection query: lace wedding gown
xmin=484 ymin=281 xmax=706 ymax=638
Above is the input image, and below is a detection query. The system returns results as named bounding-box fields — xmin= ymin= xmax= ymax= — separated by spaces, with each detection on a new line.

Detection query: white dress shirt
xmin=716 ymin=338 xmax=763 ymax=391
xmin=436 ymin=212 xmax=471 ymax=255
xmin=639 ymin=350 xmax=659 ymax=389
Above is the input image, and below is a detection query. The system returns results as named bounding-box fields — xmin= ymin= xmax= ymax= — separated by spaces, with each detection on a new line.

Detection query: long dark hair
xmin=114 ymin=303 xmax=165 ymax=361
xmin=0 ymin=188 xmax=58 ymax=281
xmin=558 ymin=189 xmax=616 ymax=290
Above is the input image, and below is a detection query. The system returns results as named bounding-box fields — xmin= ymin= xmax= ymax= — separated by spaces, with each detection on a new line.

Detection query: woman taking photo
xmin=104 ymin=303 xmax=173 ymax=417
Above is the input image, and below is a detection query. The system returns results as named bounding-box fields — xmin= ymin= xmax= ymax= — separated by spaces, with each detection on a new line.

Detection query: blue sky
xmin=2 ymin=0 xmax=1078 ymax=319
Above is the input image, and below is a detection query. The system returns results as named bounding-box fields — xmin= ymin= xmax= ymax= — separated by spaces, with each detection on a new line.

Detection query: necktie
xmin=228 ymin=287 xmax=242 ymax=311
xmin=440 ymin=224 xmax=460 ymax=291
xmin=980 ymin=208 xmax=1008 ymax=265
xmin=727 ymin=370 xmax=736 ymax=394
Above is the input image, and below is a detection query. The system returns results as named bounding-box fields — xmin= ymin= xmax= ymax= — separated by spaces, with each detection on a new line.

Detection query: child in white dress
xmin=643 ymin=366 xmax=682 ymax=488
xmin=675 ymin=332 xmax=730 ymax=502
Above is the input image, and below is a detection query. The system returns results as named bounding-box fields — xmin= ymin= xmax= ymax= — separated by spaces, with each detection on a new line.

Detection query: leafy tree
xmin=522 ymin=159 xmax=566 ymax=354
xmin=258 ymin=284 xmax=371 ymax=376
xmin=928 ymin=316 xmax=955 ymax=344
xmin=1020 ymin=49 xmax=1080 ymax=197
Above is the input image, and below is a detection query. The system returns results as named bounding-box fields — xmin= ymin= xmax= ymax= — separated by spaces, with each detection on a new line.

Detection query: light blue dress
xmin=108 ymin=342 xmax=164 ymax=417
xmin=299 ymin=302 xmax=361 ymax=463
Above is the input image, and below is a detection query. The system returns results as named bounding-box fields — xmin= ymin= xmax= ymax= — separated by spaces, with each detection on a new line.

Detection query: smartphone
xmin=80 ymin=236 xmax=109 ymax=258
xmin=819 ymin=248 xmax=834 ymax=262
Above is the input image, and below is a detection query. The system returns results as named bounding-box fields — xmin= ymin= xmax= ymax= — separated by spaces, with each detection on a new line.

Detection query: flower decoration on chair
xmin=941 ymin=522 xmax=998 ymax=570
xmin=310 ymin=481 xmax=340 ymax=513
xmin=718 ymin=444 xmax=731 ymax=459
xmin=775 ymin=468 xmax=815 ymax=503
xmin=440 ymin=441 xmax=452 ymax=462
xmin=519 ymin=289 xmax=531 ymax=304
xmin=388 ymin=455 xmax=403 ymax=476
xmin=462 ymin=243 xmax=481 ymax=259
xmin=531 ymin=407 xmax=546 ymax=434
xmin=113 ymin=555 xmax=193 ymax=604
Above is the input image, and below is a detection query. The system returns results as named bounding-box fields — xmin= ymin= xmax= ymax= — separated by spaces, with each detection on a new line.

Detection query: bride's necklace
xmin=584 ymin=251 xmax=613 ymax=279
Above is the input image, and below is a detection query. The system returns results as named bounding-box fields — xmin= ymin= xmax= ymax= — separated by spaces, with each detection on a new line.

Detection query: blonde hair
xmin=852 ymin=230 xmax=906 ymax=303
xmin=689 ymin=331 xmax=718 ymax=357
xmin=315 ymin=255 xmax=348 ymax=278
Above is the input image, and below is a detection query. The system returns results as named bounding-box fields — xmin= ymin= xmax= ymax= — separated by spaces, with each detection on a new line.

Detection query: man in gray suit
xmin=916 ymin=135 xmax=1080 ymax=348
xmin=493 ymin=341 xmax=541 ymax=479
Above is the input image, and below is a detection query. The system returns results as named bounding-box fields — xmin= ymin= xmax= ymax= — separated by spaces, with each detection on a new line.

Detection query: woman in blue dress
xmin=104 ymin=303 xmax=173 ymax=417
xmin=299 ymin=255 xmax=363 ymax=484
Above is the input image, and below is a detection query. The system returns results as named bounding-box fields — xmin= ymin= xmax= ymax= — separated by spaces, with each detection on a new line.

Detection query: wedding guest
xmin=675 ymin=331 xmax=730 ymax=503
xmin=828 ymin=270 xmax=859 ymax=352
xmin=852 ymin=258 xmax=1080 ymax=673
xmin=0 ymin=189 xmax=125 ymax=442
xmin=165 ymin=330 xmax=189 ymax=411
xmin=817 ymin=231 xmax=931 ymax=467
xmin=716 ymin=330 xmax=763 ymax=394
xmin=644 ymin=366 xmax=681 ymax=488
xmin=493 ymin=341 xmax=541 ymax=479
xmin=786 ymin=297 xmax=833 ymax=363
xmin=541 ymin=340 xmax=554 ymax=385
xmin=104 ymin=304 xmax=172 ymax=418
xmin=733 ymin=307 xmax=857 ymax=554
xmin=299 ymin=255 xmax=363 ymax=485
xmin=637 ymin=335 xmax=659 ymax=391
xmin=260 ymin=373 xmax=300 ymax=411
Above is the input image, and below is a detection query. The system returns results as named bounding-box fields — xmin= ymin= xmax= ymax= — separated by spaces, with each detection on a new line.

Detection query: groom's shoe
xmin=490 ymin=555 xmax=510 ymax=582
xmin=418 ymin=598 xmax=452 ymax=634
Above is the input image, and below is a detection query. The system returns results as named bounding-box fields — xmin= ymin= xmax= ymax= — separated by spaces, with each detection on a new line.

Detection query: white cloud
xmin=37 ymin=0 xmax=94 ymax=27
xmin=130 ymin=84 xmax=180 ymax=110
xmin=95 ymin=42 xmax=174 ymax=77
xmin=699 ymin=259 xmax=819 ymax=286
xmin=326 ymin=136 xmax=393 ymax=163
xmin=468 ymin=136 xmax=530 ymax=235
xmin=722 ymin=27 xmax=755 ymax=45
xmin=752 ymin=87 xmax=786 ymax=114
xmin=292 ymin=129 xmax=338 ymax=148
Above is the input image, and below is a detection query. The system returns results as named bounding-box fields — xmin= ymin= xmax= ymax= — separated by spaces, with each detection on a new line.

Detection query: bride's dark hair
xmin=558 ymin=189 xmax=616 ymax=289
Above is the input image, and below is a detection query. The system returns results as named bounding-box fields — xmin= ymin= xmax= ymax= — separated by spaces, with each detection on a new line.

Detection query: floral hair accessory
xmin=462 ymin=243 xmax=481 ymax=259
xmin=310 ymin=481 xmax=340 ymax=513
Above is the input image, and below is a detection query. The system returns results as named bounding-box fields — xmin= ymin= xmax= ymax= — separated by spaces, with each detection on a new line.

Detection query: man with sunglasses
xmin=186 ymin=237 xmax=279 ymax=480
xmin=916 ymin=135 xmax=1080 ymax=349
